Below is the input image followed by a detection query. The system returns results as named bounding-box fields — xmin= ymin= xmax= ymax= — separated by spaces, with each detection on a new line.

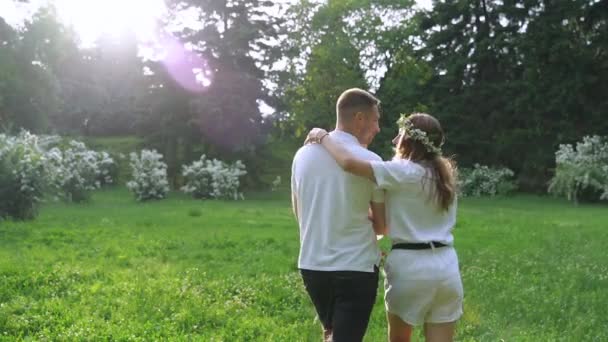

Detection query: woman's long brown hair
xmin=395 ymin=113 xmax=457 ymax=211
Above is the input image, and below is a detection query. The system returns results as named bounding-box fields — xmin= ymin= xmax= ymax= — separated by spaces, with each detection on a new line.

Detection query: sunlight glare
xmin=53 ymin=0 xmax=167 ymax=46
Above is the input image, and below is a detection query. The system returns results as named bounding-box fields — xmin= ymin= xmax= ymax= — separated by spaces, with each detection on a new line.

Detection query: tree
xmin=131 ymin=0 xmax=284 ymax=185
xmin=285 ymin=28 xmax=369 ymax=136
xmin=163 ymin=0 xmax=282 ymax=151
xmin=405 ymin=0 xmax=608 ymax=189
xmin=0 ymin=11 xmax=66 ymax=132
xmin=137 ymin=55 xmax=200 ymax=185
xmin=51 ymin=32 xmax=146 ymax=136
xmin=274 ymin=0 xmax=417 ymax=146
xmin=374 ymin=49 xmax=433 ymax=156
xmin=276 ymin=0 xmax=369 ymax=137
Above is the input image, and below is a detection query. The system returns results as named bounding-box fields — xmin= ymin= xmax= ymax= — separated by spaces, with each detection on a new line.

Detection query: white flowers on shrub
xmin=94 ymin=151 xmax=116 ymax=186
xmin=127 ymin=149 xmax=169 ymax=201
xmin=181 ymin=155 xmax=247 ymax=200
xmin=548 ymin=135 xmax=608 ymax=203
xmin=271 ymin=176 xmax=282 ymax=192
xmin=0 ymin=131 xmax=48 ymax=220
xmin=46 ymin=141 xmax=114 ymax=202
xmin=458 ymin=164 xmax=517 ymax=197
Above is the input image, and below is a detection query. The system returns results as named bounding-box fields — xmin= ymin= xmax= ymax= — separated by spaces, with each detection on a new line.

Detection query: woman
xmin=306 ymin=113 xmax=463 ymax=342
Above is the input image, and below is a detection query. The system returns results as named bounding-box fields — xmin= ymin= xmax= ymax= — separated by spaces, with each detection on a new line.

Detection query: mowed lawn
xmin=1 ymin=188 xmax=607 ymax=341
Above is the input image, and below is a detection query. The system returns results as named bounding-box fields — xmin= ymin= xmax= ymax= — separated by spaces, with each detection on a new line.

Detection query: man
xmin=291 ymin=88 xmax=386 ymax=341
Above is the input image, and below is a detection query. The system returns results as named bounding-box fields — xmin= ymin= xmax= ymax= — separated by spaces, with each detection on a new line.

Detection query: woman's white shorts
xmin=383 ymin=246 xmax=463 ymax=326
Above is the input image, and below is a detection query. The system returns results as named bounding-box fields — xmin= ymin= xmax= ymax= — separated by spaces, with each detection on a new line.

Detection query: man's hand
xmin=304 ymin=128 xmax=329 ymax=145
xmin=369 ymin=207 xmax=385 ymax=240
xmin=370 ymin=202 xmax=387 ymax=236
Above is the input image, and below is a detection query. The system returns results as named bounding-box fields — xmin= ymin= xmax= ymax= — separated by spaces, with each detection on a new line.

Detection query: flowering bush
xmin=458 ymin=164 xmax=517 ymax=197
xmin=548 ymin=135 xmax=608 ymax=203
xmin=181 ymin=155 xmax=247 ymax=200
xmin=0 ymin=132 xmax=48 ymax=220
xmin=46 ymin=141 xmax=115 ymax=202
xmin=95 ymin=151 xmax=117 ymax=187
xmin=126 ymin=149 xmax=169 ymax=201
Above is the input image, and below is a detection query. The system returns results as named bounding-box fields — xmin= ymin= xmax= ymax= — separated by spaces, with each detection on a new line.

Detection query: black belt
xmin=392 ymin=242 xmax=448 ymax=250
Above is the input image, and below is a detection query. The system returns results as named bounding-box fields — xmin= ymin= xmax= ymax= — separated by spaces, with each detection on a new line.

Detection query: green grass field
xmin=1 ymin=189 xmax=607 ymax=341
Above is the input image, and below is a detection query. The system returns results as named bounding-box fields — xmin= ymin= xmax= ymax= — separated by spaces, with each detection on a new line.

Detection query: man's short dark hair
xmin=336 ymin=88 xmax=380 ymax=122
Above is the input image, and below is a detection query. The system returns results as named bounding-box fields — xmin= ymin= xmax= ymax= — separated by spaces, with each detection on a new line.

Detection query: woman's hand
xmin=304 ymin=127 xmax=378 ymax=183
xmin=304 ymin=128 xmax=329 ymax=145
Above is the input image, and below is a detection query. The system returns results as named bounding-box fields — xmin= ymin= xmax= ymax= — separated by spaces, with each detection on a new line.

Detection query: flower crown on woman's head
xmin=396 ymin=114 xmax=443 ymax=155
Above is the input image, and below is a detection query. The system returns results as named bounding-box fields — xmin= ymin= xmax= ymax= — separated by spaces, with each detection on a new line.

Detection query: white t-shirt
xmin=370 ymin=159 xmax=457 ymax=245
xmin=291 ymin=130 xmax=385 ymax=272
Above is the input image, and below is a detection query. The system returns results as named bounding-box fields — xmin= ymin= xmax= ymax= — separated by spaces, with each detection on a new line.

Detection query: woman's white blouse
xmin=370 ymin=159 xmax=457 ymax=244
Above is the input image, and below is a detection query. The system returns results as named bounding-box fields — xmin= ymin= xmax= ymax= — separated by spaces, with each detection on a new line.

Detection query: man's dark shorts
xmin=300 ymin=267 xmax=379 ymax=342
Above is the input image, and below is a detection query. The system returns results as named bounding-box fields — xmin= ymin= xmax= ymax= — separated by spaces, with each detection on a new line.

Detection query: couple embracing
xmin=291 ymin=88 xmax=463 ymax=342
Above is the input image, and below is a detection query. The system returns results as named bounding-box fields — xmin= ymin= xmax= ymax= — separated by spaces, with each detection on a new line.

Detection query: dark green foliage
xmin=136 ymin=0 xmax=283 ymax=184
xmin=0 ymin=13 xmax=63 ymax=133
xmin=51 ymin=33 xmax=146 ymax=136
xmin=379 ymin=0 xmax=608 ymax=190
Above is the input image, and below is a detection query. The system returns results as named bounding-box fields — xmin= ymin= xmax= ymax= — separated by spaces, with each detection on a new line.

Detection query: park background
xmin=1 ymin=0 xmax=607 ymax=340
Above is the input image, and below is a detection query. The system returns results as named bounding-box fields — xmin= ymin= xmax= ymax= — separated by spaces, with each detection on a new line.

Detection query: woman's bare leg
xmin=423 ymin=322 xmax=455 ymax=342
xmin=387 ymin=312 xmax=413 ymax=342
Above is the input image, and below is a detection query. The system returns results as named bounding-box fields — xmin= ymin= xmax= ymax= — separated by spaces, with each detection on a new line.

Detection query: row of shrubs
xmin=457 ymin=135 xmax=608 ymax=204
xmin=2 ymin=131 xmax=606 ymax=220
xmin=0 ymin=132 xmax=113 ymax=220
xmin=126 ymin=150 xmax=246 ymax=202
xmin=0 ymin=132 xmax=247 ymax=220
